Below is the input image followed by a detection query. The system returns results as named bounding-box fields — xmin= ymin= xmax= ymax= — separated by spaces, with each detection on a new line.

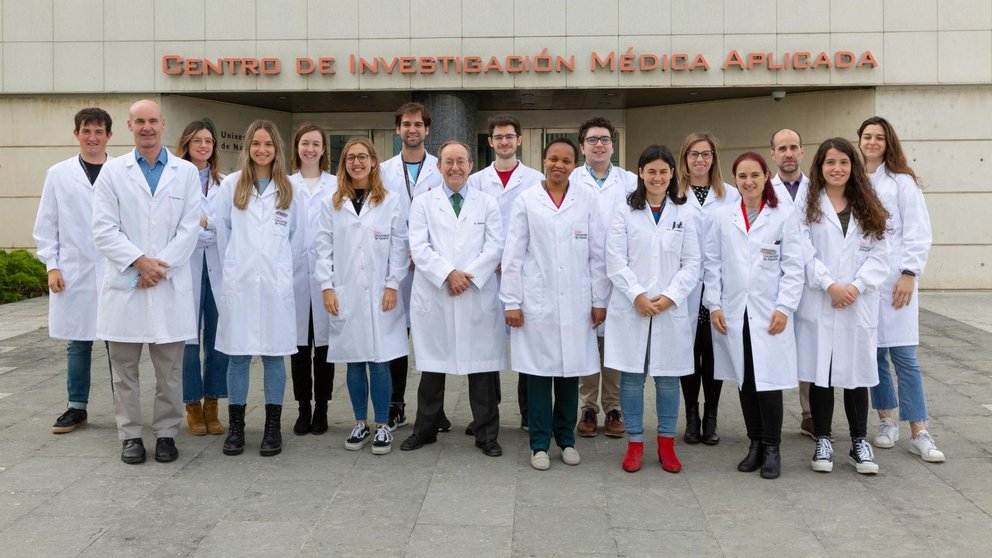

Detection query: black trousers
xmin=517 ymin=372 xmax=529 ymax=417
xmin=681 ymin=300 xmax=723 ymax=409
xmin=290 ymin=304 xmax=333 ymax=402
xmin=808 ymin=362 xmax=869 ymax=440
xmin=412 ymin=371 xmax=500 ymax=443
xmin=738 ymin=314 xmax=783 ymax=446
xmin=389 ymin=354 xmax=408 ymax=405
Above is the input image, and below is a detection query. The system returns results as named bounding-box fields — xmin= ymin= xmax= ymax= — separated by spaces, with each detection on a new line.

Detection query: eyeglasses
xmin=345 ymin=153 xmax=370 ymax=163
xmin=441 ymin=158 xmax=471 ymax=167
xmin=491 ymin=134 xmax=518 ymax=142
xmin=584 ymin=136 xmax=613 ymax=146
xmin=687 ymin=150 xmax=714 ymax=161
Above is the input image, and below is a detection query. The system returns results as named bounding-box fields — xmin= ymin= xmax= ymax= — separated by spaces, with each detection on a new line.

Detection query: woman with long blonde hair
xmin=215 ymin=119 xmax=301 ymax=457
xmin=316 ymin=137 xmax=409 ymax=455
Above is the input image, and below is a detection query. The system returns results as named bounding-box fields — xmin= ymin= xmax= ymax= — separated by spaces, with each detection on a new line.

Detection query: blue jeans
xmin=227 ymin=355 xmax=287 ymax=406
xmin=182 ymin=263 xmax=228 ymax=402
xmin=346 ymin=362 xmax=392 ymax=423
xmin=620 ymin=372 xmax=681 ymax=441
xmin=871 ymin=346 xmax=929 ymax=422
xmin=66 ymin=340 xmax=111 ymax=407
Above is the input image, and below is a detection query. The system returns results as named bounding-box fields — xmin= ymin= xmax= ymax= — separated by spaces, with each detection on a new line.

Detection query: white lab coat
xmin=314 ymin=189 xmax=410 ymax=363
xmin=380 ymin=152 xmax=442 ymax=324
xmin=467 ymin=161 xmax=544 ymax=236
xmin=571 ymin=165 xmax=637 ymax=336
xmin=34 ymin=155 xmax=110 ymax=341
xmin=500 ymin=182 xmax=611 ymax=377
xmin=870 ymin=164 xmax=932 ymax=348
xmin=214 ymin=172 xmax=302 ymax=356
xmin=290 ymin=171 xmax=337 ymax=347
xmin=684 ymin=183 xmax=741 ymax=337
xmin=771 ymin=173 xmax=809 ymax=211
xmin=604 ymin=201 xmax=700 ymax=376
xmin=409 ymin=186 xmax=506 ymax=374
xmin=703 ymin=202 xmax=805 ymax=391
xmin=91 ymin=149 xmax=201 ymax=343
xmin=795 ymin=191 xmax=890 ymax=389
xmin=185 ymin=172 xmax=225 ymax=346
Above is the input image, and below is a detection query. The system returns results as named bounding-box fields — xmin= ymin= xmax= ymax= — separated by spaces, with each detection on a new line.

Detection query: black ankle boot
xmin=293 ymin=401 xmax=311 ymax=436
xmin=737 ymin=440 xmax=763 ymax=472
xmin=701 ymin=403 xmax=720 ymax=445
xmin=760 ymin=444 xmax=781 ymax=479
xmin=260 ymin=404 xmax=283 ymax=456
xmin=310 ymin=400 xmax=328 ymax=435
xmin=223 ymin=404 xmax=246 ymax=456
xmin=683 ymin=404 xmax=701 ymax=444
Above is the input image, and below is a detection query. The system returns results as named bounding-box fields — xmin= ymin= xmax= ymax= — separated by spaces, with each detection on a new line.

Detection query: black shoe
xmin=520 ymin=412 xmax=528 ymax=431
xmin=683 ymin=404 xmax=701 ymax=444
xmin=52 ymin=407 xmax=87 ymax=434
xmin=223 ymin=404 xmax=246 ymax=456
xmin=293 ymin=401 xmax=311 ymax=436
xmin=260 ymin=404 xmax=282 ymax=457
xmin=400 ymin=433 xmax=437 ymax=451
xmin=464 ymin=424 xmax=475 ymax=436
xmin=155 ymin=437 xmax=178 ymax=463
xmin=121 ymin=438 xmax=146 ymax=464
xmin=476 ymin=439 xmax=503 ymax=457
xmin=737 ymin=440 xmax=763 ymax=472
xmin=310 ymin=401 xmax=328 ymax=435
xmin=387 ymin=403 xmax=407 ymax=432
xmin=701 ymin=403 xmax=720 ymax=445
xmin=760 ymin=445 xmax=781 ymax=479
xmin=438 ymin=415 xmax=452 ymax=433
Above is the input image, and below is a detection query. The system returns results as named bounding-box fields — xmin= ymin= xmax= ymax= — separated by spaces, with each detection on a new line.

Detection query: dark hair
xmin=769 ymin=128 xmax=803 ymax=149
xmin=488 ymin=114 xmax=521 ymax=136
xmin=175 ymin=120 xmax=221 ymax=186
xmin=805 ymin=138 xmax=889 ymax=240
xmin=857 ymin=116 xmax=920 ymax=186
xmin=542 ymin=137 xmax=578 ymax=160
xmin=731 ymin=152 xmax=779 ymax=209
xmin=291 ymin=122 xmax=329 ymax=172
xmin=74 ymin=107 xmax=112 ymax=133
xmin=394 ymin=102 xmax=431 ymax=128
xmin=628 ymin=144 xmax=685 ymax=210
xmin=578 ymin=115 xmax=616 ymax=143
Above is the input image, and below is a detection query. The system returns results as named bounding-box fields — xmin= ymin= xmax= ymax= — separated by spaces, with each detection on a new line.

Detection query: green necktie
xmin=451 ymin=192 xmax=462 ymax=217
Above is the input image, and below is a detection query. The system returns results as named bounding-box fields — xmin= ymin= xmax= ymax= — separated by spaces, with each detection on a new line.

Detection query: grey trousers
xmin=108 ymin=341 xmax=184 ymax=440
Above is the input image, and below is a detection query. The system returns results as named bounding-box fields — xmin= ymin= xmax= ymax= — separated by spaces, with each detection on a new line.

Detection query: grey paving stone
xmin=189 ymin=520 xmax=310 ymax=558
xmin=613 ymin=528 xmax=726 ymax=557
xmin=406 ymin=524 xmax=512 ymax=558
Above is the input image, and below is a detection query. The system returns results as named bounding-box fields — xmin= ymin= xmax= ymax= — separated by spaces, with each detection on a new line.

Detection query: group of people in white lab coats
xmin=34 ymin=101 xmax=942 ymax=475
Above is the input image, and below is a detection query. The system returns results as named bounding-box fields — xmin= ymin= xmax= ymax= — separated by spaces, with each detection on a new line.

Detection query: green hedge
xmin=0 ymin=250 xmax=48 ymax=304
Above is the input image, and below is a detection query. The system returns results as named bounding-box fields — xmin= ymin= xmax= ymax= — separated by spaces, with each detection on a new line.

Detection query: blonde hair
xmin=677 ymin=131 xmax=727 ymax=199
xmin=234 ymin=120 xmax=293 ymax=210
xmin=332 ymin=137 xmax=387 ymax=210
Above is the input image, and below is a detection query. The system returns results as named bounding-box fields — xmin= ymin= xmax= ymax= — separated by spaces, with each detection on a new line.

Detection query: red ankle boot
xmin=622 ymin=441 xmax=644 ymax=472
xmin=658 ymin=435 xmax=682 ymax=473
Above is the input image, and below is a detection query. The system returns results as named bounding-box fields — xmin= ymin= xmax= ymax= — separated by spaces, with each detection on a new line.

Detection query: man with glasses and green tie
xmin=571 ymin=116 xmax=637 ymax=439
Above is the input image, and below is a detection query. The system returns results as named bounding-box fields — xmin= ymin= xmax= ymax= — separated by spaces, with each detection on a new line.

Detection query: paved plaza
xmin=0 ymin=292 xmax=990 ymax=557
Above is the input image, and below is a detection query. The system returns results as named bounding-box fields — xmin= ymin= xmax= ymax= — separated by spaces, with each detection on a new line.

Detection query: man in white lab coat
xmin=465 ymin=114 xmax=543 ymax=432
xmin=33 ymin=107 xmax=114 ymax=435
xmin=91 ymin=100 xmax=201 ymax=465
xmin=768 ymin=127 xmax=813 ymax=437
xmin=378 ymin=102 xmax=445 ymax=431
xmin=400 ymin=141 xmax=506 ymax=457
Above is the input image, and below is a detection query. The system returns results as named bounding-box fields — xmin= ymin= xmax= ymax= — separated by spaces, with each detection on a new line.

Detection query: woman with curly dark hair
xmin=796 ymin=137 xmax=890 ymax=475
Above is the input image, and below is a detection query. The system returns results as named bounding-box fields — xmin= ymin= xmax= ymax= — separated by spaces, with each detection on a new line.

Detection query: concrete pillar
xmin=413 ymin=91 xmax=478 ymax=164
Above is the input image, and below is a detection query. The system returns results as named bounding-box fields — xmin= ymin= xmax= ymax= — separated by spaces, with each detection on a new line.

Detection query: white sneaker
xmin=561 ymin=446 xmax=581 ymax=466
xmin=849 ymin=438 xmax=879 ymax=474
xmin=874 ymin=418 xmax=899 ymax=448
xmin=909 ymin=431 xmax=946 ymax=463
xmin=531 ymin=450 xmax=550 ymax=471
xmin=811 ymin=436 xmax=833 ymax=472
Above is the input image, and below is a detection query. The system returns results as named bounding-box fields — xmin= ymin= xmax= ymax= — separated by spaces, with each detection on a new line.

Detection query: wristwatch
xmin=901 ymin=270 xmax=916 ymax=277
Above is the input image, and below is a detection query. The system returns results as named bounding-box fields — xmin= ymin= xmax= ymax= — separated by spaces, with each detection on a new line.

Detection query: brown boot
xmin=185 ymin=401 xmax=207 ymax=436
xmin=203 ymin=398 xmax=224 ymax=435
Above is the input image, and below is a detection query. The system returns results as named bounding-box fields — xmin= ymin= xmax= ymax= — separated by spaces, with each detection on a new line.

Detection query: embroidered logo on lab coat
xmin=373 ymin=229 xmax=390 ymax=240
xmin=274 ymin=210 xmax=289 ymax=227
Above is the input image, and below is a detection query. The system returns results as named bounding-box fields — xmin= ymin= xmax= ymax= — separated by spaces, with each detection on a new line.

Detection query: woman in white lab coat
xmin=677 ymin=131 xmax=741 ymax=446
xmin=175 ymin=120 xmax=228 ymax=437
xmin=215 ymin=119 xmax=301 ymax=458
xmin=500 ymin=138 xmax=611 ymax=471
xmin=704 ymin=152 xmax=805 ymax=480
xmin=858 ymin=116 xmax=944 ymax=463
xmin=797 ymin=138 xmax=890 ymax=475
xmin=604 ymin=144 xmax=700 ymax=474
xmin=316 ymin=137 xmax=409 ymax=455
xmin=288 ymin=122 xmax=337 ymax=436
